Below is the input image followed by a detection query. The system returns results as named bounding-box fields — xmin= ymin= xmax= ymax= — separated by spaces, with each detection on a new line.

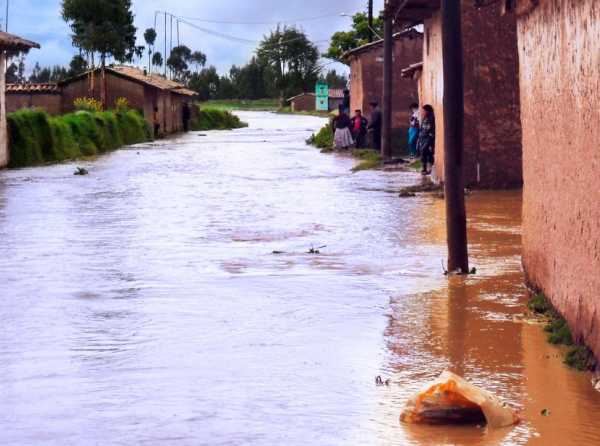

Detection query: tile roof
xmin=400 ymin=62 xmax=424 ymax=78
xmin=287 ymin=92 xmax=315 ymax=101
xmin=61 ymin=65 xmax=198 ymax=97
xmin=342 ymin=29 xmax=423 ymax=60
xmin=0 ymin=31 xmax=40 ymax=51
xmin=329 ymin=88 xmax=345 ymax=99
xmin=6 ymin=83 xmax=60 ymax=94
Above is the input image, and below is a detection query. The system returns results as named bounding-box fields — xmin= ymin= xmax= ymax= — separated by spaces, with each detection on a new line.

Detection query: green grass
xmin=351 ymin=149 xmax=382 ymax=172
xmin=527 ymin=292 xmax=596 ymax=371
xmin=7 ymin=108 xmax=151 ymax=168
xmin=191 ymin=107 xmax=248 ymax=131
xmin=200 ymin=99 xmax=280 ymax=111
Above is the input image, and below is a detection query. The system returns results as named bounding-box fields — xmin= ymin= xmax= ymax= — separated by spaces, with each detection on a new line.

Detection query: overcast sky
xmin=7 ymin=0 xmax=384 ymax=75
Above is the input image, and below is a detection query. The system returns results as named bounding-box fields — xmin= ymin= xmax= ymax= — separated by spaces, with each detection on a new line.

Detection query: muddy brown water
xmin=0 ymin=112 xmax=599 ymax=445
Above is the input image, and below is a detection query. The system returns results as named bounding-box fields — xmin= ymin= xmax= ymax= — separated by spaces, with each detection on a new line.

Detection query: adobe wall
xmin=6 ymin=93 xmax=62 ymax=115
xmin=61 ymin=72 xmax=146 ymax=114
xmin=291 ymin=95 xmax=315 ymax=112
xmin=348 ymin=35 xmax=422 ymax=153
xmin=518 ymin=0 xmax=600 ymax=358
xmin=422 ymin=1 xmax=522 ymax=188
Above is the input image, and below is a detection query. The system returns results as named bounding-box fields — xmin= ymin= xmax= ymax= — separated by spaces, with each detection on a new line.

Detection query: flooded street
xmin=1 ymin=111 xmax=599 ymax=445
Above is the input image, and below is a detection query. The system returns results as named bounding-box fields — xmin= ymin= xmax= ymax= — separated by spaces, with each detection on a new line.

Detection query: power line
xmin=177 ymin=12 xmax=344 ymax=26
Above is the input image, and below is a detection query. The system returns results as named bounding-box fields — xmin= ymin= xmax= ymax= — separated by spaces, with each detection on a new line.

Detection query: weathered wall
xmin=422 ymin=1 xmax=522 ymax=188
xmin=348 ymin=34 xmax=422 ymax=153
xmin=291 ymin=94 xmax=315 ymax=112
xmin=61 ymin=72 xmax=147 ymax=115
xmin=518 ymin=0 xmax=600 ymax=358
xmin=7 ymin=93 xmax=62 ymax=115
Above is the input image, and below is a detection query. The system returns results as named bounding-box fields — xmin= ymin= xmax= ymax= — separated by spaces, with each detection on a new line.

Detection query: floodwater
xmin=0 ymin=111 xmax=599 ymax=446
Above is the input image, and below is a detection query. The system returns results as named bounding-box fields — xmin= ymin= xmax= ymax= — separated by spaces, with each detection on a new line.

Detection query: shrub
xmin=351 ymin=149 xmax=382 ymax=172
xmin=115 ymin=97 xmax=130 ymax=112
xmin=74 ymin=97 xmax=103 ymax=113
xmin=191 ymin=106 xmax=247 ymax=131
xmin=307 ymin=123 xmax=333 ymax=149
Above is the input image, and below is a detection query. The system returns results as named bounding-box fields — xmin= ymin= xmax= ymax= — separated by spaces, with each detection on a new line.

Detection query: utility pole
xmin=381 ymin=1 xmax=393 ymax=160
xmin=164 ymin=12 xmax=167 ymax=77
xmin=368 ymin=0 xmax=374 ymax=43
xmin=441 ymin=0 xmax=469 ymax=273
xmin=5 ymin=0 xmax=8 ymax=32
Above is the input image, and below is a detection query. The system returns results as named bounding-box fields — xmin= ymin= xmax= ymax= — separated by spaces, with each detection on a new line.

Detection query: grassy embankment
xmin=200 ymin=99 xmax=280 ymax=111
xmin=192 ymin=107 xmax=248 ymax=131
xmin=306 ymin=122 xmax=382 ymax=172
xmin=7 ymin=108 xmax=151 ymax=168
xmin=528 ymin=293 xmax=596 ymax=371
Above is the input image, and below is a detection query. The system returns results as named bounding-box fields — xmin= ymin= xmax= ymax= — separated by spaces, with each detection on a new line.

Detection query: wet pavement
xmin=0 ymin=111 xmax=599 ymax=445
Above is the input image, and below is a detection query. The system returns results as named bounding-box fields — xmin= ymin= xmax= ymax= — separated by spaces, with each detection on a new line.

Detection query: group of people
xmin=331 ymin=101 xmax=383 ymax=151
xmin=331 ymin=97 xmax=436 ymax=176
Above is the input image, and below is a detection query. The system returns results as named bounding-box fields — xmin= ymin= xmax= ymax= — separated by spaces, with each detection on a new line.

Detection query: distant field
xmin=200 ymin=99 xmax=280 ymax=111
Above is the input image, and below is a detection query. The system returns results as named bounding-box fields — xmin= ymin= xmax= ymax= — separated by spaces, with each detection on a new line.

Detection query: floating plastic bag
xmin=400 ymin=371 xmax=519 ymax=428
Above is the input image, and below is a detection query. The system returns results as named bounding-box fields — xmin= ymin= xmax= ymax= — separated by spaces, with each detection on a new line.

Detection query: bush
xmin=74 ymin=97 xmax=103 ymax=113
xmin=191 ymin=106 xmax=247 ymax=131
xmin=115 ymin=97 xmax=130 ymax=112
xmin=351 ymin=149 xmax=382 ymax=172
xmin=7 ymin=108 xmax=151 ymax=168
xmin=307 ymin=123 xmax=333 ymax=149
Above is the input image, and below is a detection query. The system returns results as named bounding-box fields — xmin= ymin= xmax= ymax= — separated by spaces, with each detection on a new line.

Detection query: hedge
xmin=7 ymin=108 xmax=151 ymax=168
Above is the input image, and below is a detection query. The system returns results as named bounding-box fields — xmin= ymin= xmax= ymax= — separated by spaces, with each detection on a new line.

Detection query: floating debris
xmin=400 ymin=371 xmax=520 ymax=428
xmin=541 ymin=408 xmax=551 ymax=417
xmin=307 ymin=245 xmax=326 ymax=255
xmin=375 ymin=376 xmax=390 ymax=386
xmin=73 ymin=167 xmax=88 ymax=176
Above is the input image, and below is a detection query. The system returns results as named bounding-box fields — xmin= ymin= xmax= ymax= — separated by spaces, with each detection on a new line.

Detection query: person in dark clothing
xmin=153 ymin=106 xmax=161 ymax=138
xmin=407 ymin=102 xmax=420 ymax=157
xmin=350 ymin=109 xmax=368 ymax=148
xmin=368 ymin=101 xmax=382 ymax=151
xmin=416 ymin=104 xmax=436 ymax=175
xmin=332 ymin=105 xmax=353 ymax=150
xmin=342 ymin=89 xmax=351 ymax=114
xmin=182 ymin=102 xmax=191 ymax=132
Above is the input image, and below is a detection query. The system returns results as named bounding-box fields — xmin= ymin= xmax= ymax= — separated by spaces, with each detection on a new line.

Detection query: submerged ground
xmin=0 ymin=112 xmax=599 ymax=445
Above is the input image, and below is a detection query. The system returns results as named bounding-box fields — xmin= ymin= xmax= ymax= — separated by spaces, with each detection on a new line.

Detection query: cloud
xmin=7 ymin=0 xmax=384 ymax=75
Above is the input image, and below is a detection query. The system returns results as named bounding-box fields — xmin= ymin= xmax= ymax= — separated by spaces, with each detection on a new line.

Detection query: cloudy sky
xmin=8 ymin=0 xmax=384 ymax=75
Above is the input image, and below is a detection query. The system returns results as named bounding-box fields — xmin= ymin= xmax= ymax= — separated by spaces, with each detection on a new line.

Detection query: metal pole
xmin=381 ymin=1 xmax=393 ymax=160
xmin=5 ymin=0 xmax=8 ymax=32
xmin=164 ymin=12 xmax=167 ymax=77
xmin=368 ymin=0 xmax=374 ymax=43
xmin=177 ymin=20 xmax=180 ymax=47
xmin=441 ymin=0 xmax=469 ymax=273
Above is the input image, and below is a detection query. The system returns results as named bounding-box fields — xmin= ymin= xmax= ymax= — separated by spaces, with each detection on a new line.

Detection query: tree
xmin=62 ymin=0 xmax=138 ymax=106
xmin=190 ymin=51 xmax=207 ymax=73
xmin=6 ymin=63 xmax=19 ymax=83
xmin=152 ymin=51 xmax=163 ymax=69
xmin=320 ymin=69 xmax=348 ymax=89
xmin=167 ymin=45 xmax=192 ymax=80
xmin=188 ymin=66 xmax=220 ymax=101
xmin=324 ymin=12 xmax=384 ymax=62
xmin=144 ymin=27 xmax=157 ymax=73
xmin=257 ymin=26 xmax=320 ymax=100
xmin=69 ymin=54 xmax=88 ymax=76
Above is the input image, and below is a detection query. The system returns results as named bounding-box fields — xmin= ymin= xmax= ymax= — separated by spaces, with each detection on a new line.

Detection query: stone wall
xmin=348 ymin=34 xmax=422 ymax=154
xmin=518 ymin=0 xmax=600 ymax=358
xmin=421 ymin=1 xmax=523 ymax=188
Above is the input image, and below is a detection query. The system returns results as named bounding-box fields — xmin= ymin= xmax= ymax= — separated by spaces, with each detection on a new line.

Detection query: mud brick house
xmin=0 ymin=31 xmax=39 ymax=168
xmin=328 ymin=88 xmax=346 ymax=112
xmin=395 ymin=0 xmax=523 ymax=188
xmin=511 ymin=0 xmax=600 ymax=360
xmin=6 ymin=83 xmax=61 ymax=115
xmin=60 ymin=66 xmax=197 ymax=136
xmin=344 ymin=29 xmax=422 ymax=152
xmin=287 ymin=92 xmax=316 ymax=112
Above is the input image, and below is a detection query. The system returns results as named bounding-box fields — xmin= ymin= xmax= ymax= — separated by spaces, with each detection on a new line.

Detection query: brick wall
xmin=422 ymin=1 xmax=522 ymax=188
xmin=518 ymin=0 xmax=600 ymax=358
xmin=348 ymin=34 xmax=422 ymax=154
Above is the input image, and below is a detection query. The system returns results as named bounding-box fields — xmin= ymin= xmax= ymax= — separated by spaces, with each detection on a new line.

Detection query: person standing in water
xmin=351 ymin=109 xmax=369 ymax=148
xmin=407 ymin=102 xmax=420 ymax=158
xmin=368 ymin=101 xmax=382 ymax=152
xmin=332 ymin=105 xmax=353 ymax=150
xmin=417 ymin=104 xmax=436 ymax=175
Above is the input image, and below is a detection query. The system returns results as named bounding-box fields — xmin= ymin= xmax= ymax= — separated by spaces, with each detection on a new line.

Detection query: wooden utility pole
xmin=381 ymin=1 xmax=393 ymax=160
xmin=368 ymin=0 xmax=374 ymax=43
xmin=441 ymin=0 xmax=469 ymax=273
